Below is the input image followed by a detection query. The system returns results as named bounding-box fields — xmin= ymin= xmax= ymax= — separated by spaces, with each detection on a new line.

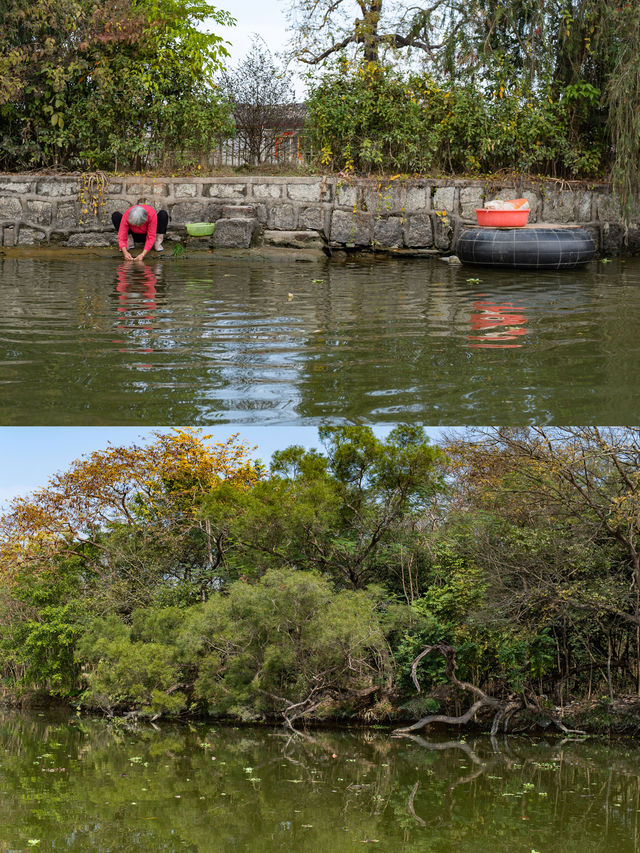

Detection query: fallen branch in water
xmin=393 ymin=644 xmax=586 ymax=736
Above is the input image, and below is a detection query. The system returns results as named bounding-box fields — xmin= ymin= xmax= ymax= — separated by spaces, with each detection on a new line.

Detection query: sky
xmin=214 ymin=0 xmax=292 ymax=66
xmin=0 ymin=426 xmax=450 ymax=509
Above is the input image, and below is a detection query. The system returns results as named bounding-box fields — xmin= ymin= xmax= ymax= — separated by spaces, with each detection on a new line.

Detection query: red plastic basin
xmin=475 ymin=209 xmax=530 ymax=227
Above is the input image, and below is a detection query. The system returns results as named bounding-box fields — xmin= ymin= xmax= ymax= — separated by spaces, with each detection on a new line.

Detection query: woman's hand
xmin=136 ymin=251 xmax=147 ymax=262
xmin=122 ymin=248 xmax=133 ymax=261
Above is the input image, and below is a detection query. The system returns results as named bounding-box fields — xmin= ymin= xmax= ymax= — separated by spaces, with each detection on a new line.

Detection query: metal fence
xmin=208 ymin=130 xmax=307 ymax=168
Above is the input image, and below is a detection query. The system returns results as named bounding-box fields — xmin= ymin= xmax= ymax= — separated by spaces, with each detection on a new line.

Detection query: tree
xmin=218 ymin=36 xmax=299 ymax=165
xmin=445 ymin=427 xmax=640 ymax=697
xmin=217 ymin=424 xmax=446 ymax=592
xmin=0 ymin=430 xmax=260 ymax=605
xmin=182 ymin=568 xmax=411 ymax=725
xmin=0 ymin=0 xmax=236 ymax=170
xmin=285 ymin=0 xmax=448 ymax=65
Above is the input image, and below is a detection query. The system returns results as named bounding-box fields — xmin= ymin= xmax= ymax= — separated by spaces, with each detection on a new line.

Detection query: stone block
xmin=542 ymin=190 xmax=575 ymax=222
xmin=49 ymin=231 xmax=70 ymax=245
xmin=174 ymin=183 xmax=199 ymax=198
xmin=362 ymin=184 xmax=405 ymax=215
xmin=252 ymin=183 xmax=282 ymax=200
xmin=459 ymin=187 xmax=485 ymax=219
xmin=373 ymin=216 xmax=403 ymax=248
xmin=17 ymin=228 xmax=46 ymax=245
xmin=433 ymin=186 xmax=457 ymax=214
xmin=222 ymin=204 xmax=256 ymax=218
xmin=254 ymin=203 xmax=268 ymax=224
xmin=596 ymin=193 xmax=622 ymax=222
xmin=126 ymin=182 xmax=168 ymax=198
xmin=269 ymin=204 xmax=297 ymax=230
xmin=0 ymin=197 xmax=22 ymax=219
xmin=56 ymin=202 xmax=79 ymax=228
xmin=404 ymin=185 xmax=429 ymax=211
xmin=299 ymin=206 xmax=324 ymax=231
xmin=330 ymin=210 xmax=373 ymax=245
xmin=66 ymin=232 xmax=118 ymax=247
xmin=403 ymin=213 xmax=433 ymax=248
xmin=0 ymin=180 xmax=31 ymax=194
xmin=213 ymin=217 xmax=257 ymax=248
xmin=2 ymin=226 xmax=15 ymax=246
xmin=36 ymin=180 xmax=78 ymax=196
xmin=204 ymin=202 xmax=224 ymax=222
xmin=205 ymin=183 xmax=247 ymax=199
xmin=362 ymin=187 xmax=383 ymax=214
xmin=574 ymin=191 xmax=593 ymax=222
xmin=287 ymin=182 xmax=322 ymax=202
xmin=105 ymin=182 xmax=123 ymax=194
xmin=262 ymin=230 xmax=325 ymax=249
xmin=433 ymin=214 xmax=454 ymax=250
xmin=26 ymin=199 xmax=53 ymax=225
xmin=582 ymin=223 xmax=601 ymax=252
xmin=601 ymin=222 xmax=624 ymax=253
xmin=170 ymin=201 xmax=208 ymax=224
xmin=335 ymin=183 xmax=358 ymax=208
xmin=98 ymin=199 xmax=129 ymax=226
xmin=627 ymin=223 xmax=640 ymax=254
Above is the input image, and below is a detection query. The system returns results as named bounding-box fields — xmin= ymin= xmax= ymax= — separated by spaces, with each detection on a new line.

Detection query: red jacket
xmin=118 ymin=204 xmax=157 ymax=253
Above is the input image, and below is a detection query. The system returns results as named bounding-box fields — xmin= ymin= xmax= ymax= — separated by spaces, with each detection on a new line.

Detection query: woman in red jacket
xmin=112 ymin=204 xmax=169 ymax=261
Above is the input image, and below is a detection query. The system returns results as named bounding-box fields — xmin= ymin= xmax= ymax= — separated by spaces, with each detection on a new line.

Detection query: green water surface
xmin=0 ymin=712 xmax=639 ymax=852
xmin=1 ymin=252 xmax=639 ymax=424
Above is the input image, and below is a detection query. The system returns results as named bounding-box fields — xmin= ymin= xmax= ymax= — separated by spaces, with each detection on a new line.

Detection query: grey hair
xmin=128 ymin=205 xmax=148 ymax=226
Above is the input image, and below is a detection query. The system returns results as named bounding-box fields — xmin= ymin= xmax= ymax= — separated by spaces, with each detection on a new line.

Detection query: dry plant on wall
xmin=78 ymin=172 xmax=109 ymax=226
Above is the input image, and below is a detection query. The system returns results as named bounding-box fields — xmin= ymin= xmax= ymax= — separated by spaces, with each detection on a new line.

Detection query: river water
xmin=0 ymin=712 xmax=639 ymax=852
xmin=1 ymin=252 xmax=639 ymax=425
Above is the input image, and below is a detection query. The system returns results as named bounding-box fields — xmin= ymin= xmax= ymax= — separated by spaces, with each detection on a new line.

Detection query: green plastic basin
xmin=186 ymin=222 xmax=215 ymax=237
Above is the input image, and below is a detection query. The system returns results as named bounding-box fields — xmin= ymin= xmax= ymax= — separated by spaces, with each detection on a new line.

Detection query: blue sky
xmin=0 ymin=426 xmax=449 ymax=508
xmin=215 ymin=0 xmax=291 ymax=64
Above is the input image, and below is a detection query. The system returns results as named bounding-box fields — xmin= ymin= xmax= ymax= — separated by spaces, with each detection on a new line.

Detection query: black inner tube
xmin=456 ymin=226 xmax=596 ymax=269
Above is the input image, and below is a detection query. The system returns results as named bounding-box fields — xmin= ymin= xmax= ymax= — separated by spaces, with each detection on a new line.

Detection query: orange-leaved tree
xmin=0 ymin=430 xmax=261 ymax=607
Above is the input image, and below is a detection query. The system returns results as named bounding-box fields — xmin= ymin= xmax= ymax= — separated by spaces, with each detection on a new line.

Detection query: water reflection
xmin=468 ymin=298 xmax=528 ymax=348
xmin=1 ymin=254 xmax=640 ymax=424
xmin=0 ymin=712 xmax=639 ymax=851
xmin=114 ymin=261 xmax=159 ymax=358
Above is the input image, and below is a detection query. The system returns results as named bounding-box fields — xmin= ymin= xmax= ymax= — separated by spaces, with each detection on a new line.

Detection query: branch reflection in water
xmin=0 ymin=711 xmax=639 ymax=850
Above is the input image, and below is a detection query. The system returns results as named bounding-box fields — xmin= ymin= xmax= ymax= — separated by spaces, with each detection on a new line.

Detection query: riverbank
xmin=1 ymin=173 xmax=638 ymax=255
xmin=4 ymin=690 xmax=640 ymax=738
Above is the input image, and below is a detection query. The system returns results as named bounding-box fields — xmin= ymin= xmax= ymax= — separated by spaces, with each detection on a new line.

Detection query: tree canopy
xmin=3 ymin=427 xmax=640 ymax=730
xmin=0 ymin=0 xmax=236 ymax=170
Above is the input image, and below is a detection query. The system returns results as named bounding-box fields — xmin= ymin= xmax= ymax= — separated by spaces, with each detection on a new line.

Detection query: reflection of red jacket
xmin=116 ymin=263 xmax=157 ymax=300
xmin=118 ymin=204 xmax=157 ymax=253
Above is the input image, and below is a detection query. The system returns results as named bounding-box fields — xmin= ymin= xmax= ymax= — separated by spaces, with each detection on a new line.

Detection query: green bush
xmin=303 ymin=62 xmax=605 ymax=178
xmin=182 ymin=568 xmax=411 ymax=723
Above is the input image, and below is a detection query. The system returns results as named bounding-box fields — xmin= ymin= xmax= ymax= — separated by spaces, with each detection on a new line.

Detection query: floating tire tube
xmin=456 ymin=226 xmax=596 ymax=270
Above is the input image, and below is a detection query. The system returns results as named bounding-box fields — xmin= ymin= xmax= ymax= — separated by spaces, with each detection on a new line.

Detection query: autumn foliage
xmin=3 ymin=427 xmax=640 ymax=730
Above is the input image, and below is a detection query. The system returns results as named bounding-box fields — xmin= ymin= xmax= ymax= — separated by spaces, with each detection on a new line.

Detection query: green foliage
xmin=4 ymin=427 xmax=640 ymax=723
xmin=221 ymin=424 xmax=444 ymax=590
xmin=183 ymin=568 xmax=410 ymax=722
xmin=0 ymin=0 xmax=235 ymax=170
xmin=77 ymin=615 xmax=186 ymax=716
xmin=304 ymin=62 xmax=604 ymax=178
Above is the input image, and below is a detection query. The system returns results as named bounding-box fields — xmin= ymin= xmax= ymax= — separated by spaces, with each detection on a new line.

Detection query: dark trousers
xmin=112 ymin=210 xmax=169 ymax=243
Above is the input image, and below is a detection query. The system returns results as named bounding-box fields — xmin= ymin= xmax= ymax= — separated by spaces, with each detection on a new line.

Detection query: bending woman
xmin=112 ymin=205 xmax=168 ymax=261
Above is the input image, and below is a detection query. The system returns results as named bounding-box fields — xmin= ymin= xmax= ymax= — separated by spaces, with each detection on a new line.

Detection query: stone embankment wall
xmin=0 ymin=174 xmax=637 ymax=254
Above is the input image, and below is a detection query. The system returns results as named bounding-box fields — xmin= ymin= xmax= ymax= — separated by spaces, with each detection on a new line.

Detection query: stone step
xmin=213 ymin=217 xmax=258 ymax=249
xmin=263 ymin=230 xmax=325 ymax=250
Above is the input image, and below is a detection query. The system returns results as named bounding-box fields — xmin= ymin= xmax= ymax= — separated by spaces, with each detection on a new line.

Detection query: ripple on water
xmin=1 ymin=254 xmax=639 ymax=424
